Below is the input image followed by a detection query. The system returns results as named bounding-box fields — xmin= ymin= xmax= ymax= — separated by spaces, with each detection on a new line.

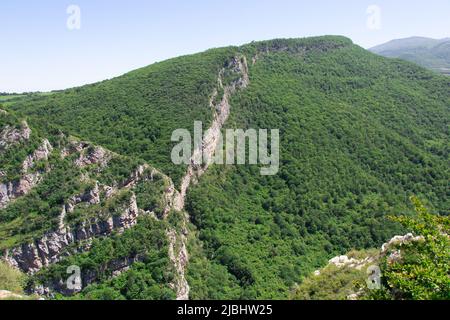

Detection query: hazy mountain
xmin=370 ymin=37 xmax=450 ymax=75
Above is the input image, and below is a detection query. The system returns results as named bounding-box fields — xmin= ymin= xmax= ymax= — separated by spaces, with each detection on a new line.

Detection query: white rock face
xmin=175 ymin=55 xmax=249 ymax=213
xmin=5 ymin=194 xmax=140 ymax=273
xmin=381 ymin=233 xmax=425 ymax=264
xmin=0 ymin=121 xmax=31 ymax=150
xmin=167 ymin=55 xmax=250 ymax=300
xmin=381 ymin=233 xmax=424 ymax=253
xmin=328 ymin=255 xmax=374 ymax=271
xmin=22 ymin=139 xmax=53 ymax=172
xmin=75 ymin=146 xmax=111 ymax=168
xmin=0 ymin=139 xmax=53 ymax=209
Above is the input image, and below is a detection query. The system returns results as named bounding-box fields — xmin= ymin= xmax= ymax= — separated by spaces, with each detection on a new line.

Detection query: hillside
xmin=1 ymin=36 xmax=449 ymax=300
xmin=370 ymin=37 xmax=450 ymax=75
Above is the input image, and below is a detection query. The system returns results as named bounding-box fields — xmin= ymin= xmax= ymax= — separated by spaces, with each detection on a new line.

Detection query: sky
xmin=1 ymin=0 xmax=449 ymax=93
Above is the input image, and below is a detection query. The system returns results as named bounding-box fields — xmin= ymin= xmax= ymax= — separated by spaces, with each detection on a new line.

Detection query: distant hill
xmin=370 ymin=37 xmax=450 ymax=75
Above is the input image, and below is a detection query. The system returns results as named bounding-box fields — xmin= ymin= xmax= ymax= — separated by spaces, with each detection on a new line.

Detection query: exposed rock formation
xmin=381 ymin=233 xmax=424 ymax=253
xmin=4 ymin=156 xmax=170 ymax=275
xmin=328 ymin=255 xmax=375 ymax=271
xmin=32 ymin=254 xmax=146 ymax=297
xmin=167 ymin=227 xmax=189 ymax=300
xmin=5 ymin=194 xmax=140 ymax=273
xmin=58 ymin=182 xmax=102 ymax=230
xmin=0 ymin=121 xmax=31 ymax=151
xmin=22 ymin=139 xmax=53 ymax=172
xmin=381 ymin=233 xmax=425 ymax=264
xmin=75 ymin=146 xmax=111 ymax=168
xmin=176 ymin=55 xmax=249 ymax=210
xmin=168 ymin=55 xmax=250 ymax=300
xmin=0 ymin=139 xmax=53 ymax=209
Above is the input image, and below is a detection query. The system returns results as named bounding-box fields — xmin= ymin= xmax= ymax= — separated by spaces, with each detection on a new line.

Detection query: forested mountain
xmin=370 ymin=37 xmax=450 ymax=75
xmin=1 ymin=36 xmax=449 ymax=300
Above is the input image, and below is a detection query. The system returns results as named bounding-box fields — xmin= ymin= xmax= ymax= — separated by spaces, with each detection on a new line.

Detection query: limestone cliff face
xmin=168 ymin=55 xmax=250 ymax=300
xmin=0 ymin=121 xmax=31 ymax=151
xmin=75 ymin=145 xmax=111 ymax=169
xmin=3 ymin=155 xmax=170 ymax=275
xmin=33 ymin=254 xmax=146 ymax=297
xmin=3 ymin=54 xmax=252 ymax=300
xmin=0 ymin=139 xmax=53 ymax=209
xmin=5 ymin=194 xmax=140 ymax=273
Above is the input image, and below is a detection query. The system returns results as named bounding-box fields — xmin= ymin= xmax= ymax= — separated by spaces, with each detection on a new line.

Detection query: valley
xmin=0 ymin=36 xmax=449 ymax=300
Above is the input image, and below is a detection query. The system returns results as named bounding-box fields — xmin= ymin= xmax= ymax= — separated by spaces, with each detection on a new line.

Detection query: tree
xmin=370 ymin=197 xmax=449 ymax=300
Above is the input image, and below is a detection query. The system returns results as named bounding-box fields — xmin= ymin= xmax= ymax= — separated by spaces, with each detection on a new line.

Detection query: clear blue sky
xmin=1 ymin=0 xmax=449 ymax=93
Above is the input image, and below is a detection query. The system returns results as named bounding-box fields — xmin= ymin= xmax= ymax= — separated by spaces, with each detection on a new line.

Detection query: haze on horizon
xmin=1 ymin=0 xmax=449 ymax=93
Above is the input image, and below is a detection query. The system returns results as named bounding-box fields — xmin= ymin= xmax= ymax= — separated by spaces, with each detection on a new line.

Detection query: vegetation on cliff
xmin=1 ymin=36 xmax=448 ymax=300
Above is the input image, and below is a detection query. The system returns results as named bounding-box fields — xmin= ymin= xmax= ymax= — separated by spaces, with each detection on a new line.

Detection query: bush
xmin=0 ymin=261 xmax=26 ymax=293
xmin=369 ymin=197 xmax=450 ymax=300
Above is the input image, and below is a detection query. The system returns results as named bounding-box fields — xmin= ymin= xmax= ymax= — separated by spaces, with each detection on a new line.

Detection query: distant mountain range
xmin=370 ymin=37 xmax=450 ymax=75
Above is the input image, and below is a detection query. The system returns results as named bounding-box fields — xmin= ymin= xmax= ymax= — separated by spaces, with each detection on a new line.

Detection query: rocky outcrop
xmin=167 ymin=227 xmax=189 ymax=300
xmin=0 ymin=139 xmax=53 ymax=209
xmin=32 ymin=254 xmax=145 ymax=297
xmin=58 ymin=182 xmax=101 ymax=230
xmin=5 ymin=194 xmax=140 ymax=273
xmin=2 ymin=55 xmax=252 ymax=300
xmin=381 ymin=233 xmax=424 ymax=253
xmin=328 ymin=255 xmax=375 ymax=271
xmin=168 ymin=55 xmax=250 ymax=300
xmin=75 ymin=145 xmax=111 ymax=168
xmin=315 ymin=233 xmax=425 ymax=276
xmin=175 ymin=55 xmax=249 ymax=211
xmin=4 ymin=154 xmax=169 ymax=275
xmin=22 ymin=139 xmax=53 ymax=172
xmin=381 ymin=233 xmax=425 ymax=264
xmin=0 ymin=121 xmax=31 ymax=151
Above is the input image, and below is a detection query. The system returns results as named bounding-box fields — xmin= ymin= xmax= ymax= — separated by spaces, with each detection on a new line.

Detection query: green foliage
xmin=134 ymin=174 xmax=167 ymax=217
xmin=186 ymin=38 xmax=449 ymax=298
xmin=369 ymin=197 xmax=449 ymax=300
xmin=1 ymin=37 xmax=449 ymax=300
xmin=290 ymin=265 xmax=365 ymax=300
xmin=0 ymin=153 xmax=86 ymax=249
xmin=8 ymin=49 xmax=239 ymax=186
xmin=80 ymin=262 xmax=176 ymax=300
xmin=186 ymin=227 xmax=243 ymax=300
xmin=0 ymin=113 xmax=42 ymax=183
xmin=31 ymin=216 xmax=176 ymax=300
xmin=0 ymin=260 xmax=26 ymax=293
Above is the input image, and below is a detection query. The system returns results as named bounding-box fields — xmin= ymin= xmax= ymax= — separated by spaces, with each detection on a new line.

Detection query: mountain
xmin=370 ymin=37 xmax=450 ymax=75
xmin=1 ymin=36 xmax=449 ymax=300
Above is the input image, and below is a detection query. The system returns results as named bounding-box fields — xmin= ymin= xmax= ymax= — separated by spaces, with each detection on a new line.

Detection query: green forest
xmin=1 ymin=36 xmax=448 ymax=300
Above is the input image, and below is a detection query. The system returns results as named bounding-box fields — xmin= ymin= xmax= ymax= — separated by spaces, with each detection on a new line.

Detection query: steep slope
xmin=186 ymin=38 xmax=449 ymax=299
xmin=6 ymin=49 xmax=239 ymax=186
xmin=1 ymin=36 xmax=449 ymax=300
xmin=0 ymin=52 xmax=252 ymax=300
xmin=0 ymin=110 xmax=180 ymax=299
xmin=370 ymin=37 xmax=450 ymax=75
xmin=291 ymin=198 xmax=449 ymax=300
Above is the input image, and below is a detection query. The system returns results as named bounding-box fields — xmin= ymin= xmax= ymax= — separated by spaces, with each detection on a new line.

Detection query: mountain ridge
xmin=370 ymin=36 xmax=450 ymax=75
xmin=1 ymin=36 xmax=449 ymax=300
